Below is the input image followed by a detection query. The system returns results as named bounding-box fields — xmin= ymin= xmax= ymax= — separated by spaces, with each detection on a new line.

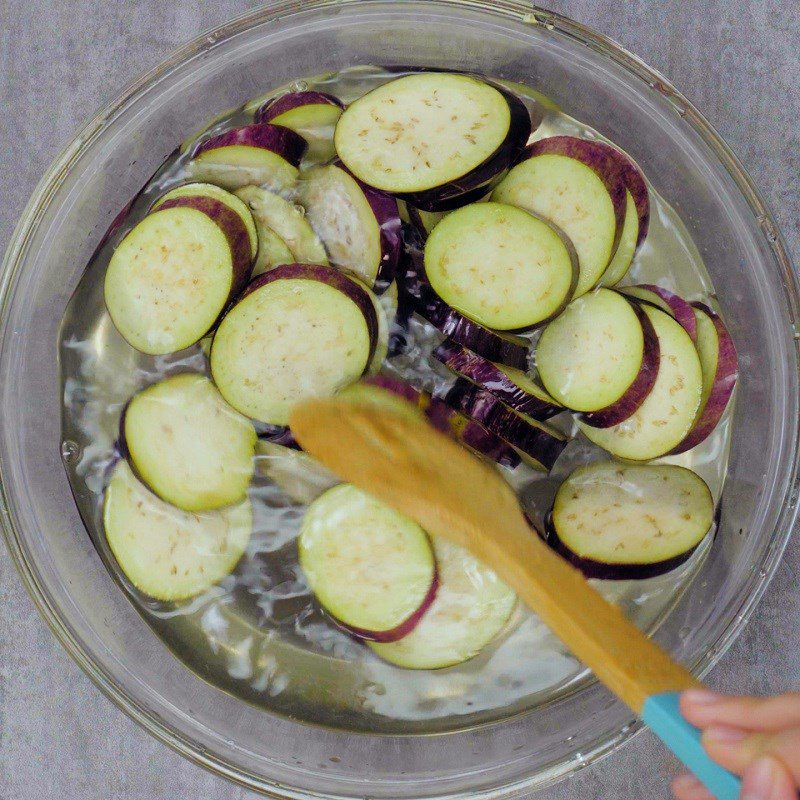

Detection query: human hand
xmin=671 ymin=690 xmax=800 ymax=800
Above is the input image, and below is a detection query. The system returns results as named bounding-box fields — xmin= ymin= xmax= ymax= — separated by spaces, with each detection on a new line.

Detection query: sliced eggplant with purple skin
xmin=122 ymin=373 xmax=257 ymax=512
xmin=234 ymin=185 xmax=329 ymax=267
xmin=433 ymin=340 xmax=561 ymax=420
xmin=104 ymin=461 xmax=253 ymax=601
xmin=400 ymin=249 xmax=530 ymax=369
xmin=256 ymin=90 xmax=344 ymax=163
xmin=493 ymin=135 xmax=628 ymax=296
xmin=536 ymin=289 xmax=659 ymax=424
xmin=443 ymin=378 xmax=568 ymax=471
xmin=104 ymin=196 xmax=252 ymax=355
xmin=351 ymin=375 xmax=522 ymax=469
xmin=424 ymin=202 xmax=577 ymax=331
xmin=152 ymin=182 xmax=259 ymax=260
xmin=577 ymin=299 xmax=660 ymax=428
xmin=210 ymin=263 xmax=379 ymax=425
xmin=546 ymin=462 xmax=713 ymax=580
xmin=621 ymin=284 xmax=698 ymax=342
xmin=298 ymin=162 xmax=401 ymax=293
xmin=189 ymin=123 xmax=307 ymax=191
xmin=369 ymin=536 xmax=516 ymax=669
xmin=400 ymin=201 xmax=447 ymax=239
xmin=335 ymin=72 xmax=532 ymax=211
xmin=577 ymin=305 xmax=703 ymax=460
xmin=669 ymin=302 xmax=738 ymax=454
xmin=299 ymin=484 xmax=438 ymax=642
xmin=591 ymin=142 xmax=650 ymax=286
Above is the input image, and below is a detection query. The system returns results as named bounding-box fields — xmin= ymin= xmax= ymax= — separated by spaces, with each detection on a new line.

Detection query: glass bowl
xmin=1 ymin=1 xmax=797 ymax=797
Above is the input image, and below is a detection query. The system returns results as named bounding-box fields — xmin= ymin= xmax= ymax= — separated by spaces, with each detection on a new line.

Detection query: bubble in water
xmin=291 ymin=80 xmax=309 ymax=92
xmin=61 ymin=440 xmax=81 ymax=464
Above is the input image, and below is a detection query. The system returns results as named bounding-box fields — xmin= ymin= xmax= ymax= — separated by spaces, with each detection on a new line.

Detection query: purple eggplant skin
xmin=578 ymin=301 xmax=661 ymax=429
xmin=454 ymin=416 xmax=522 ymax=469
xmin=155 ymin=195 xmax=253 ymax=301
xmin=585 ymin=140 xmax=650 ymax=247
xmin=523 ymin=136 xmax=628 ymax=260
xmin=194 ymin=123 xmax=307 ymax=167
xmin=444 ymin=379 xmax=567 ymax=471
xmin=400 ymin=249 xmax=530 ymax=370
xmin=332 ymin=160 xmax=403 ymax=294
xmin=624 ymin=284 xmax=697 ymax=342
xmin=255 ymin=90 xmax=345 ymax=123
xmin=433 ymin=340 xmax=561 ymax=420
xmin=362 ymin=374 xmax=425 ymax=405
xmin=543 ymin=513 xmax=701 ymax=580
xmin=359 ymin=374 xmax=522 ymax=468
xmin=668 ymin=302 xmax=738 ymax=455
xmin=237 ymin=263 xmax=380 ymax=370
xmin=396 ymin=86 xmax=533 ymax=213
xmin=331 ymin=569 xmax=439 ymax=643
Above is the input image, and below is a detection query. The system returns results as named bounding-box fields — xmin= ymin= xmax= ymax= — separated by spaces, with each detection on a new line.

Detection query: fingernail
xmin=683 ymin=688 xmax=723 ymax=705
xmin=741 ymin=756 xmax=778 ymax=800
xmin=704 ymin=725 xmax=748 ymax=744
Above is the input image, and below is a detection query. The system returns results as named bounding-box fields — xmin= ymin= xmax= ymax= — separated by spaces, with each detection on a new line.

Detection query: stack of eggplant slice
xmin=99 ymin=71 xmax=737 ymax=669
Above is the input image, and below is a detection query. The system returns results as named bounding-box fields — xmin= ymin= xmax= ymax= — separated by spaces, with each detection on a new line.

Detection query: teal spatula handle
xmin=643 ymin=692 xmax=741 ymax=800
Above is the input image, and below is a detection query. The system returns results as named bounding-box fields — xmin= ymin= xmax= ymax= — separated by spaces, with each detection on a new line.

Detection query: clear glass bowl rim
xmin=1 ymin=1 xmax=798 ymax=797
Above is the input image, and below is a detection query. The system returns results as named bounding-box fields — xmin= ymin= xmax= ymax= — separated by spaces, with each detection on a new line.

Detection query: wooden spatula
xmin=290 ymin=399 xmax=740 ymax=800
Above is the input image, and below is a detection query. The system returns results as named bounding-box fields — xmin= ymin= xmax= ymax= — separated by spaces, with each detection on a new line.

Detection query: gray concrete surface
xmin=0 ymin=1 xmax=798 ymax=798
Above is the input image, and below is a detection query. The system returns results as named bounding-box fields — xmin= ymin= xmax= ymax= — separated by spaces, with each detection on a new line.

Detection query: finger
xmin=740 ymin=755 xmax=797 ymax=800
xmin=681 ymin=690 xmax=800 ymax=732
xmin=671 ymin=773 xmax=717 ymax=800
xmin=700 ymin=726 xmax=800 ymax=784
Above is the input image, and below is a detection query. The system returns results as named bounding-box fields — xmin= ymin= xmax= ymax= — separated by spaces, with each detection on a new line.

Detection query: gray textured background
xmin=0 ymin=1 xmax=798 ymax=799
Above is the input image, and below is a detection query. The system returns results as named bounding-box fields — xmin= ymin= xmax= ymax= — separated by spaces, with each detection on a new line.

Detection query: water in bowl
xmin=59 ymin=65 xmax=732 ymax=735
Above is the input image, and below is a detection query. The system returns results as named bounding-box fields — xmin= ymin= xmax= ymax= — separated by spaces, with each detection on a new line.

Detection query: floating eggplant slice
xmin=234 ymin=185 xmax=329 ymax=268
xmin=104 ymin=196 xmax=252 ymax=355
xmin=256 ymin=90 xmax=344 ymax=163
xmin=621 ymin=284 xmax=698 ymax=342
xmin=493 ymin=135 xmax=628 ymax=296
xmin=298 ymin=162 xmax=401 ymax=293
xmin=444 ymin=378 xmax=568 ymax=471
xmin=210 ymin=264 xmax=379 ymax=426
xmin=400 ymin=249 xmax=531 ymax=370
xmin=547 ymin=462 xmax=714 ymax=580
xmin=424 ymin=202 xmax=577 ymax=331
xmin=577 ymin=305 xmax=703 ymax=460
xmin=189 ymin=123 xmax=307 ymax=191
xmin=398 ymin=200 xmax=448 ymax=239
xmin=536 ymin=288 xmax=659 ymax=422
xmin=433 ymin=340 xmax=561 ymax=420
xmin=103 ymin=461 xmax=252 ymax=601
xmin=347 ymin=375 xmax=521 ymax=469
xmin=669 ymin=302 xmax=738 ymax=454
xmin=592 ymin=143 xmax=650 ymax=286
xmin=335 ymin=72 xmax=531 ymax=211
xmin=369 ymin=536 xmax=517 ymax=669
xmin=299 ymin=484 xmax=438 ymax=642
xmin=122 ymin=373 xmax=257 ymax=512
xmin=153 ymin=182 xmax=259 ymax=260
